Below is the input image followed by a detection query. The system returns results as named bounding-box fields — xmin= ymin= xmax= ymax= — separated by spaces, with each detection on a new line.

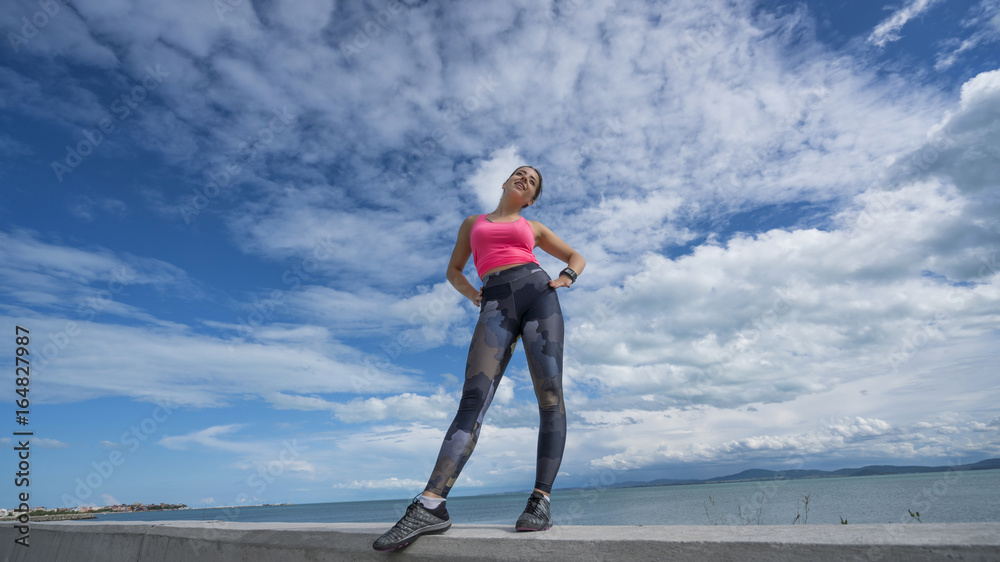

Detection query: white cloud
xmin=69 ymin=196 xmax=129 ymax=222
xmin=584 ymin=404 xmax=995 ymax=472
xmin=280 ymin=279 xmax=473 ymax=349
xmin=0 ymin=230 xmax=430 ymax=406
xmin=899 ymin=68 xmax=1000 ymax=204
xmin=34 ymin=438 xmax=70 ymax=449
xmin=330 ymin=389 xmax=457 ymax=424
xmin=562 ymin=181 xmax=996 ymax=406
xmin=0 ymin=228 xmax=199 ymax=320
xmin=19 ymin=314 xmax=419 ymax=406
xmin=970 ymin=421 xmax=998 ymax=432
xmin=266 ymin=389 xmax=464 ymax=424
xmin=266 ymin=392 xmax=339 ymax=412
xmin=333 ymin=478 xmax=427 ymax=490
xmin=332 ymin=474 xmax=488 ymax=490
xmin=0 ymin=132 xmax=34 ymax=157
xmin=159 ymin=425 xmax=316 ymax=475
xmin=869 ymin=0 xmax=943 ymax=47
xmin=0 ymin=0 xmax=118 ymax=66
xmin=467 ymin=146 xmax=525 ymax=211
xmin=158 ymin=425 xmax=252 ymax=452
xmin=935 ymin=0 xmax=1000 ymax=70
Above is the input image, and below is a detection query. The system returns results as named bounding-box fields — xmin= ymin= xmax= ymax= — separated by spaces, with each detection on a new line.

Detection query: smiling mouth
xmin=515 ymin=181 xmax=526 ymax=190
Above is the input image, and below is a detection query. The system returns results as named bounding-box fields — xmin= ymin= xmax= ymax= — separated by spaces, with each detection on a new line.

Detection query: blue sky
xmin=1 ymin=0 xmax=998 ymax=510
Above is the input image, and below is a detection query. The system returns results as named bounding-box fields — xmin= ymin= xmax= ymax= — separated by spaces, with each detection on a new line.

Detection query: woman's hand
xmin=549 ymin=275 xmax=573 ymax=289
xmin=471 ymin=287 xmax=483 ymax=306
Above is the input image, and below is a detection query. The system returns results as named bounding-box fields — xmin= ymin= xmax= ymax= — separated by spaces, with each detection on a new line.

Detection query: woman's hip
xmin=480 ymin=266 xmax=559 ymax=317
xmin=481 ymin=262 xmax=545 ymax=287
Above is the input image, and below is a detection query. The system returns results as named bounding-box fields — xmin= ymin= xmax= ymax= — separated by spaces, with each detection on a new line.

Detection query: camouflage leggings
xmin=424 ymin=263 xmax=566 ymax=497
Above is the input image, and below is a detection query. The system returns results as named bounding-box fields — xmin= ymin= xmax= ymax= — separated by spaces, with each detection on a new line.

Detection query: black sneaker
xmin=372 ymin=497 xmax=451 ymax=551
xmin=515 ymin=491 xmax=552 ymax=531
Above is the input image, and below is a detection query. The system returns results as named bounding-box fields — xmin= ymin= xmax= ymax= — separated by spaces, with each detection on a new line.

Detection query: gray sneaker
xmin=372 ymin=497 xmax=451 ymax=551
xmin=515 ymin=491 xmax=552 ymax=531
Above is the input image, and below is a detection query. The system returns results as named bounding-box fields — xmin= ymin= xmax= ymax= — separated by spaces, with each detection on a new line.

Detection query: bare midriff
xmin=482 ymin=261 xmax=535 ymax=279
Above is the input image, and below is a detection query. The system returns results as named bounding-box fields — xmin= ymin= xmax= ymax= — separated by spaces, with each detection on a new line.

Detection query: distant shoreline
xmin=32 ymin=459 xmax=1000 ymax=512
xmin=558 ymin=458 xmax=1000 ymax=493
xmin=0 ymin=513 xmax=97 ymax=521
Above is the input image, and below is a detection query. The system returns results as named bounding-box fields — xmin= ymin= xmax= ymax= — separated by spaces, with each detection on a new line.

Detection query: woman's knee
xmin=457 ymin=379 xmax=499 ymax=415
xmin=534 ymin=384 xmax=563 ymax=411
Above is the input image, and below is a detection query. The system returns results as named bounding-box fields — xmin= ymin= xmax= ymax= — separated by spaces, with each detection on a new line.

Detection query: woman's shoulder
xmin=525 ymin=218 xmax=549 ymax=232
xmin=459 ymin=214 xmax=481 ymax=231
xmin=525 ymin=218 xmax=551 ymax=242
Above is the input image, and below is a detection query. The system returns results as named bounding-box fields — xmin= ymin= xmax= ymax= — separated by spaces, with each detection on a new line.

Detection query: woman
xmin=373 ymin=166 xmax=586 ymax=551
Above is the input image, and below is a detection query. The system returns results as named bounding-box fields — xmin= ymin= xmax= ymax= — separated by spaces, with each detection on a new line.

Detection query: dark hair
xmin=515 ymin=166 xmax=542 ymax=209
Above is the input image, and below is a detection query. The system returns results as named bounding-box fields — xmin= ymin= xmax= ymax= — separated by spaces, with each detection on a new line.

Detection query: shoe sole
xmin=515 ymin=524 xmax=552 ymax=532
xmin=373 ymin=521 xmax=451 ymax=551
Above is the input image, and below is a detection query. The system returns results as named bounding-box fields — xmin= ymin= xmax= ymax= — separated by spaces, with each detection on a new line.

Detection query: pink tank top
xmin=469 ymin=214 xmax=539 ymax=279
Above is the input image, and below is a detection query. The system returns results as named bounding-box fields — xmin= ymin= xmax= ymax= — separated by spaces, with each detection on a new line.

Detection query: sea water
xmin=91 ymin=469 xmax=1000 ymax=526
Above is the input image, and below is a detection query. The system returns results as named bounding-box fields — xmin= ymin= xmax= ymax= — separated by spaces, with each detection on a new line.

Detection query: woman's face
xmin=502 ymin=167 xmax=540 ymax=206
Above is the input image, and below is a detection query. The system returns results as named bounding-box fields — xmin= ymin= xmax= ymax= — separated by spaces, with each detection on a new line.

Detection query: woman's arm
xmin=446 ymin=215 xmax=483 ymax=305
xmin=533 ymin=221 xmax=586 ymax=288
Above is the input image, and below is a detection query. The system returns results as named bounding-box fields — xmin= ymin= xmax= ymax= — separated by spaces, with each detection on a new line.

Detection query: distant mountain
xmin=705 ymin=468 xmax=832 ymax=482
xmin=561 ymin=458 xmax=1000 ymax=492
xmin=966 ymin=458 xmax=1000 ymax=470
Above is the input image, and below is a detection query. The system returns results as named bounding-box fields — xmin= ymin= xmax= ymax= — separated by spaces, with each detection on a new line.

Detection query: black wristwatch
xmin=559 ymin=267 xmax=578 ymax=284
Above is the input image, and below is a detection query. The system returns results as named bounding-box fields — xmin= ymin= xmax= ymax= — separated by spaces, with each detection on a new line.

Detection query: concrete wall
xmin=2 ymin=520 xmax=998 ymax=561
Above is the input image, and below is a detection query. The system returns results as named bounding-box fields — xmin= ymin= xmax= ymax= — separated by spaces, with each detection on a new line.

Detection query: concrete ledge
xmin=2 ymin=520 xmax=998 ymax=561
